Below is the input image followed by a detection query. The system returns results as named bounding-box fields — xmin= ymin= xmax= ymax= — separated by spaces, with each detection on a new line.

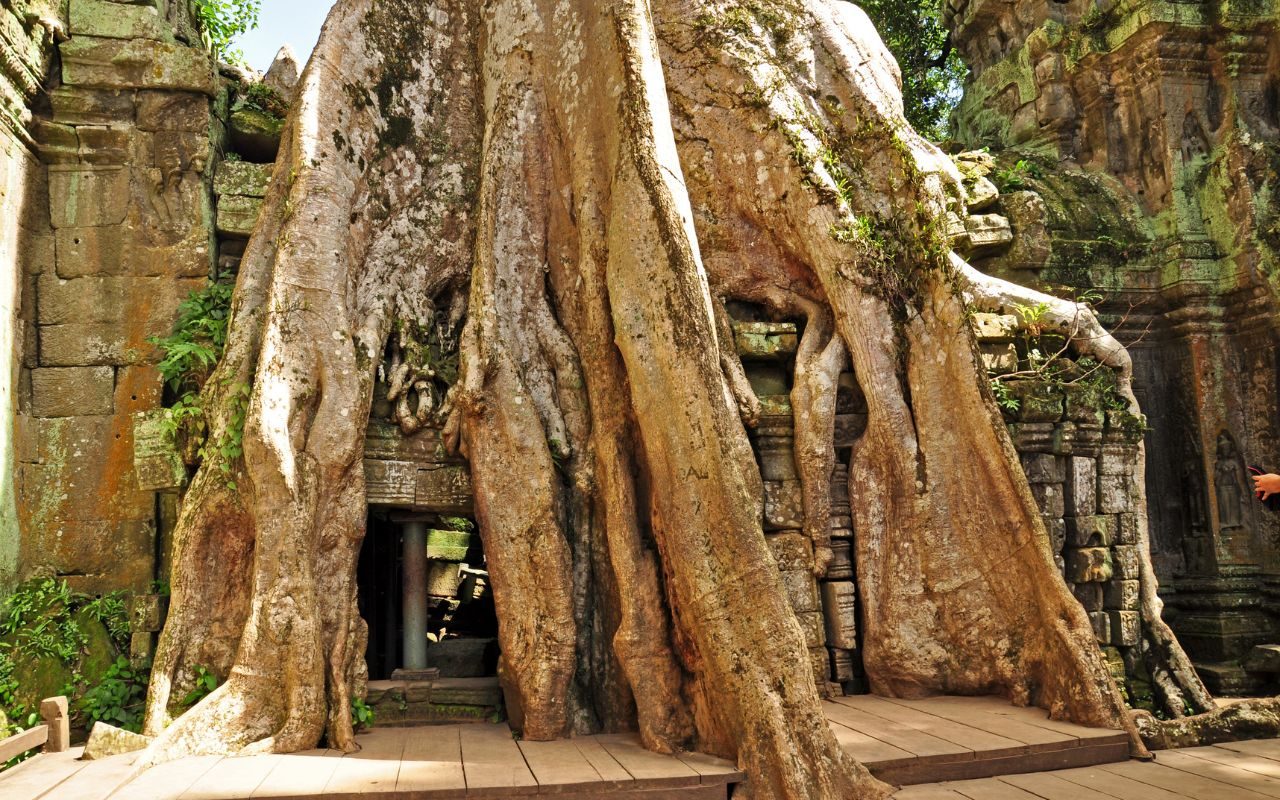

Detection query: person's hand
xmin=1254 ymin=473 xmax=1280 ymax=500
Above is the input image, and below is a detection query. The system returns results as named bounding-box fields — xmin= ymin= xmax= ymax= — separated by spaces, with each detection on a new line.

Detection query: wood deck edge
xmin=873 ymin=738 xmax=1131 ymax=786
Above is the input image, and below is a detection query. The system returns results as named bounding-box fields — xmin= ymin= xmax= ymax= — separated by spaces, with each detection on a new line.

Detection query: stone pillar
xmin=394 ymin=520 xmax=437 ymax=681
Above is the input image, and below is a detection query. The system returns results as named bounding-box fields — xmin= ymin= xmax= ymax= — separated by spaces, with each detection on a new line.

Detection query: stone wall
xmin=947 ymin=0 xmax=1280 ymax=690
xmin=0 ymin=1 xmax=64 ymax=593
xmin=7 ymin=0 xmax=219 ymax=596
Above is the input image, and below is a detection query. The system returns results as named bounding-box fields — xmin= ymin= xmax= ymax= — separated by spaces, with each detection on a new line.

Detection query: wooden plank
xmin=672 ymin=749 xmax=744 ymax=786
xmin=571 ymin=739 xmax=634 ymax=787
xmin=323 ymin=726 xmax=407 ymax=797
xmin=183 ymin=755 xmax=284 ymax=799
xmin=1054 ymin=764 xmax=1194 ymax=799
xmin=0 ymin=726 xmax=47 ymax=764
xmin=395 ymin=728 xmax=465 ymax=796
xmin=828 ymin=716 xmax=918 ymax=768
xmin=594 ymin=734 xmax=700 ymax=790
xmin=44 ymin=752 xmax=136 ymax=800
xmin=937 ymin=777 xmax=1047 ymax=799
xmin=253 ymin=749 xmax=345 ymax=798
xmin=1220 ymin=740 xmax=1280 ymax=762
xmin=1100 ymin=758 xmax=1274 ymax=799
xmin=822 ymin=700 xmax=970 ymax=762
xmin=877 ymin=738 xmax=1127 ymax=787
xmin=935 ymin=696 xmax=1124 ymax=742
xmin=884 ymin=697 xmax=1072 ymax=750
xmin=0 ymin=748 xmax=88 ymax=800
xmin=1182 ymin=745 xmax=1280 ymax=779
xmin=459 ymin=723 xmax=537 ymax=796
xmin=517 ymin=737 xmax=604 ymax=793
xmin=1155 ymin=749 xmax=1280 ymax=798
xmin=891 ymin=786 xmax=970 ymax=799
xmin=111 ymin=755 xmax=221 ymax=800
xmin=1000 ymin=771 xmax=1122 ymax=799
xmin=836 ymin=695 xmax=1023 ymax=758
xmin=880 ymin=696 xmax=1070 ymax=752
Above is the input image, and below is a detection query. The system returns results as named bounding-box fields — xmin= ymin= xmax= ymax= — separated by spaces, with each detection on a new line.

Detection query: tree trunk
xmin=142 ymin=0 xmax=1161 ymax=794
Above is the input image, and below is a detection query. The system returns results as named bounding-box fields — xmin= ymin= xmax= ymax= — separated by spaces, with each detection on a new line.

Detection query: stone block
xmin=1008 ymin=382 xmax=1064 ymax=423
xmin=733 ymin=321 xmax=799 ymax=360
xmin=133 ymin=410 xmax=187 ymax=491
xmin=33 ymin=119 xmax=80 ymax=164
xmin=763 ymin=480 xmax=804 ymax=531
xmin=963 ymin=213 xmax=1014 ymax=255
xmin=114 ymin=365 xmax=164 ymax=417
xmin=964 ymin=176 xmax=1000 ymax=212
xmin=1008 ymin=422 xmax=1056 ymax=452
xmin=76 ymin=124 xmax=133 ymax=165
xmin=30 ymin=367 xmax=114 ymax=417
xmin=39 ymin=323 xmax=161 ymax=366
xmin=416 ymin=465 xmax=473 ymax=514
xmin=979 ymin=191 xmax=1051 ymax=272
xmin=364 ymin=459 xmax=417 ymax=506
xmin=427 ymin=562 xmax=460 ymax=596
xmin=767 ymin=532 xmax=813 ymax=572
xmin=1030 ymin=482 xmax=1065 ymax=518
xmin=821 ymin=581 xmax=858 ymax=649
xmin=1044 ymin=516 xmax=1066 ymax=554
xmin=1072 ymin=582 xmax=1103 ymax=612
xmin=1066 ymin=515 xmax=1113 ymax=547
xmin=49 ymin=87 xmax=135 ymax=126
xmin=1099 ymin=444 xmax=1134 ymax=476
xmin=1098 ymin=474 xmax=1134 ymax=514
xmin=61 ymin=36 xmax=216 ymax=95
xmin=1112 ymin=545 xmax=1140 ymax=581
xmin=128 ymin=594 xmax=166 ymax=633
xmin=1109 ymin=611 xmax=1140 ymax=646
xmin=797 ymin=611 xmax=826 ymax=648
xmin=1244 ymin=644 xmax=1280 ymax=673
xmin=781 ymin=570 xmax=820 ymax=613
xmin=1089 ymin=611 xmax=1110 ymax=644
xmin=970 ymin=312 xmax=1018 ymax=341
xmin=981 ymin=342 xmax=1017 ymax=374
xmin=425 ymin=529 xmax=471 ymax=562
xmin=1063 ymin=385 xmax=1105 ymax=425
xmin=130 ymin=631 xmax=155 ymax=666
xmin=1021 ymin=453 xmax=1064 ymax=484
xmin=83 ymin=722 xmax=151 ymax=760
xmin=229 ymin=106 xmax=284 ymax=161
xmin=48 ymin=166 xmax=130 ymax=228
xmin=39 ymin=274 xmax=199 ymax=326
xmin=136 ymin=90 xmax=211 ymax=132
xmin=216 ymin=193 xmax=264 ymax=238
xmin=1064 ymin=456 xmax=1097 ymax=517
xmin=1065 ymin=547 xmax=1113 ymax=583
xmin=1104 ymin=580 xmax=1140 ymax=611
xmin=833 ymin=414 xmax=867 ymax=447
xmin=756 ymin=433 xmax=797 ymax=481
xmin=70 ymin=0 xmax=175 ymax=41
xmin=830 ymin=648 xmax=855 ymax=683
xmin=214 ymin=160 xmax=272 ymax=199
xmin=1115 ymin=513 xmax=1139 ymax=545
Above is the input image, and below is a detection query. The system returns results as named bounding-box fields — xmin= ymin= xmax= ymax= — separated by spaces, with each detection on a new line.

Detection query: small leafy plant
xmin=993 ymin=159 xmax=1044 ymax=192
xmin=80 ymin=657 xmax=148 ymax=733
xmin=180 ymin=665 xmax=221 ymax=708
xmin=351 ymin=697 xmax=376 ymax=731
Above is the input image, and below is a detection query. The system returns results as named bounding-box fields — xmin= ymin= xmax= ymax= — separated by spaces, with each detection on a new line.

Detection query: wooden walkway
xmin=0 ymin=696 xmax=1132 ymax=799
xmin=895 ymin=738 xmax=1280 ymax=799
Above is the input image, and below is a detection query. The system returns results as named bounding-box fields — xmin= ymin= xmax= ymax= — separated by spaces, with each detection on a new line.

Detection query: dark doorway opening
xmin=357 ymin=511 xmax=500 ymax=681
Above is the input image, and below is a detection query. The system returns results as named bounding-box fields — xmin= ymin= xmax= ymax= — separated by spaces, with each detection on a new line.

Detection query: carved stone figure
xmin=1215 ymin=432 xmax=1244 ymax=529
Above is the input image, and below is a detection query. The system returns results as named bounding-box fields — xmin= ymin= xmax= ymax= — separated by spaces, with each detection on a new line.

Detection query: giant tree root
xmin=1136 ymin=700 xmax=1280 ymax=750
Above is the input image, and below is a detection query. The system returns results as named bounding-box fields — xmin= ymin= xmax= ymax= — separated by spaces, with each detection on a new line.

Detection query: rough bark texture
xmin=142 ymin=0 xmax=1156 ymax=795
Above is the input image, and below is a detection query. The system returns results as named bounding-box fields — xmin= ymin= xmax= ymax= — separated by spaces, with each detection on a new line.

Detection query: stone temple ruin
xmin=0 ymin=0 xmax=1278 ymax=734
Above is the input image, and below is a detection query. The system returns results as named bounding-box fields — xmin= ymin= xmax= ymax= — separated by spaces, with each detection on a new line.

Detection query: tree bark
xmin=142 ymin=0 xmax=1166 ymax=794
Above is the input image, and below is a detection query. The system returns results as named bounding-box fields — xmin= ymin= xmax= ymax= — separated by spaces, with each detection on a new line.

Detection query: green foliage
xmin=214 ymin=381 xmax=252 ymax=491
xmin=80 ymin=657 xmax=148 ymax=733
xmin=193 ymin=0 xmax=261 ymax=63
xmin=1 ymin=579 xmax=87 ymax=663
xmin=152 ymin=282 xmax=234 ymax=396
xmin=990 ymin=379 xmax=1020 ymax=413
xmin=847 ymin=0 xmax=967 ymax=140
xmin=993 ymin=159 xmax=1045 ymax=192
xmin=351 ymin=697 xmax=376 ymax=730
xmin=241 ymin=82 xmax=288 ymax=118
xmin=180 ymin=665 xmax=220 ymax=708
xmin=438 ymin=517 xmax=475 ymax=533
xmin=82 ymin=593 xmax=130 ymax=653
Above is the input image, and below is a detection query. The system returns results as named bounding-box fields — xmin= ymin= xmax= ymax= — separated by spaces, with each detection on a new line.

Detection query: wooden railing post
xmin=39 ymin=697 xmax=68 ymax=753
